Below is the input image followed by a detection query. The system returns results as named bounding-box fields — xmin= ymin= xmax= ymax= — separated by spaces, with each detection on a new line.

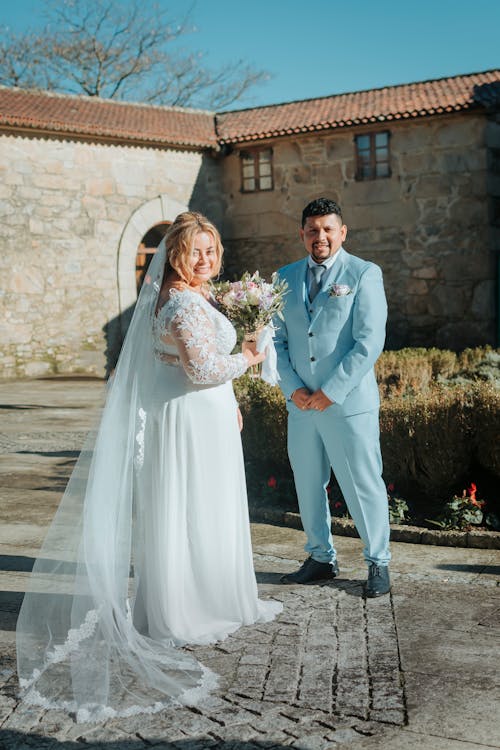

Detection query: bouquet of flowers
xmin=211 ymin=271 xmax=288 ymax=384
xmin=211 ymin=271 xmax=288 ymax=341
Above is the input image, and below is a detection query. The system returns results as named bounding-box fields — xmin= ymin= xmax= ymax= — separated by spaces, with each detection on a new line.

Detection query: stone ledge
xmin=249 ymin=506 xmax=500 ymax=549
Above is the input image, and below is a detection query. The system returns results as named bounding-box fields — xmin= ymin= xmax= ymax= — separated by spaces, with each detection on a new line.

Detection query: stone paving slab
xmin=0 ymin=379 xmax=500 ymax=749
xmin=0 ymin=583 xmax=405 ymax=748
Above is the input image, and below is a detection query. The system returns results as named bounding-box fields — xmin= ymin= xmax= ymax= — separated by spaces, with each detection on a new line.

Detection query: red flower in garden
xmin=463 ymin=483 xmax=485 ymax=508
xmin=267 ymin=476 xmax=277 ymax=489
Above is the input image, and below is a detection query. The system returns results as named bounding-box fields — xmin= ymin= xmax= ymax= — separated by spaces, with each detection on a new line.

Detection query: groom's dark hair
xmin=302 ymin=198 xmax=343 ymax=227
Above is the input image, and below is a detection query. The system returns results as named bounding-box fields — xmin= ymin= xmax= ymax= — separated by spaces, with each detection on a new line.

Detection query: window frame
xmin=354 ymin=130 xmax=391 ymax=181
xmin=239 ymin=147 xmax=274 ymax=193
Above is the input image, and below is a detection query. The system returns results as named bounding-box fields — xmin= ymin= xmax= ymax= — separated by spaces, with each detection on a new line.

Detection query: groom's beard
xmin=311 ymin=245 xmax=339 ymax=263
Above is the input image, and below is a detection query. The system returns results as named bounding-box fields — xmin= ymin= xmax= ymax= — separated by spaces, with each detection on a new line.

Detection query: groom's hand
xmin=307 ymin=389 xmax=333 ymax=412
xmin=291 ymin=387 xmax=312 ymax=410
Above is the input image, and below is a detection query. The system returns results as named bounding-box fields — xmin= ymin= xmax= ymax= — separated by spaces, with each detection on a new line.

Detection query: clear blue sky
xmin=1 ymin=0 xmax=498 ymax=109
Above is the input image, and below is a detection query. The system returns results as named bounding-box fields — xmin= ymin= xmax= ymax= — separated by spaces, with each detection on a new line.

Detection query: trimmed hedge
xmin=376 ymin=345 xmax=498 ymax=397
xmin=380 ymin=385 xmax=475 ymax=508
xmin=473 ymin=383 xmax=500 ymax=477
xmin=234 ymin=347 xmax=500 ymax=513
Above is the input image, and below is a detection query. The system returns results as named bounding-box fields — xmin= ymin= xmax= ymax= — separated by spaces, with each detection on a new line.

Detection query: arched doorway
xmin=136 ymin=222 xmax=170 ymax=293
xmin=117 ymin=195 xmax=189 ymax=334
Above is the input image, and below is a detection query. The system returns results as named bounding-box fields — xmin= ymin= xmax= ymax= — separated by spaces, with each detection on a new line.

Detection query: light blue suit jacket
xmin=274 ymin=247 xmax=387 ymax=417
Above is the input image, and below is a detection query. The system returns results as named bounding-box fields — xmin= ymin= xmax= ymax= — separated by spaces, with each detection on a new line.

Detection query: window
xmin=355 ymin=131 xmax=391 ymax=180
xmin=240 ymin=148 xmax=273 ymax=192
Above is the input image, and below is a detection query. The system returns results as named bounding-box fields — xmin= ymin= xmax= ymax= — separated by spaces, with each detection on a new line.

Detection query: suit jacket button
xmin=310 ymin=356 xmax=316 ymax=362
xmin=308 ymin=332 xmax=313 ymax=337
xmin=309 ymin=308 xmax=313 ymax=313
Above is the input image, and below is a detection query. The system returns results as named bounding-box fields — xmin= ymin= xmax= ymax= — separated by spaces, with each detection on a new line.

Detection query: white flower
xmin=329 ymin=284 xmax=352 ymax=297
xmin=246 ymin=288 xmax=262 ymax=305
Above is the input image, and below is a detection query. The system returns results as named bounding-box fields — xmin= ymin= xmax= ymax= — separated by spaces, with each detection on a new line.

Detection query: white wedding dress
xmin=133 ymin=288 xmax=282 ymax=644
xmin=16 ymin=241 xmax=281 ymax=723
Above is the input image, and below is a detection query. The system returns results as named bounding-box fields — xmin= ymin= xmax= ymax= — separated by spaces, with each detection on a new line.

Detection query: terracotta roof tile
xmin=0 ymin=87 xmax=218 ymax=149
xmin=1 ymin=70 xmax=499 ymax=149
xmin=216 ymin=69 xmax=500 ymax=144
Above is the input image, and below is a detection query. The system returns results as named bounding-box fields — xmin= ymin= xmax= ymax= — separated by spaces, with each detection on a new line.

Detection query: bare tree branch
xmin=0 ymin=0 xmax=269 ymax=109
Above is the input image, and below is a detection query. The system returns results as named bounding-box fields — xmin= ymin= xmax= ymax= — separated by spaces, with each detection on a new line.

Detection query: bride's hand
xmin=242 ymin=340 xmax=266 ymax=366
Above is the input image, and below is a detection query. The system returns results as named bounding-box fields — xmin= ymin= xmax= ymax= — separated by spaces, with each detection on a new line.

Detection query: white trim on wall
xmin=117 ymin=195 xmax=188 ymax=333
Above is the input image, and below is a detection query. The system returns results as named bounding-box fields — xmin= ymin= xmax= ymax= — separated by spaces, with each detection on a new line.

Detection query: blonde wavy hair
xmin=164 ymin=211 xmax=223 ymax=284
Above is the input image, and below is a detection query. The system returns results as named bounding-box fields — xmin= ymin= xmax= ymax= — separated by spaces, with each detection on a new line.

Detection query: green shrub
xmin=427 ymin=485 xmax=486 ymax=530
xmin=235 ymin=356 xmax=499 ymax=518
xmin=453 ymin=347 xmax=500 ymax=385
xmin=473 ymin=382 xmax=500 ymax=476
xmin=376 ymin=348 xmax=436 ymax=398
xmin=375 ymin=346 xmax=499 ymax=398
xmin=380 ymin=385 xmax=475 ymax=509
xmin=234 ymin=375 xmax=288 ymax=474
xmin=457 ymin=345 xmax=493 ymax=371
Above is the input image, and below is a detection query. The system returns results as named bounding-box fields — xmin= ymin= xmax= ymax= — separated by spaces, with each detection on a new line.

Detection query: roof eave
xmin=0 ymin=122 xmax=217 ymax=151
xmin=217 ymin=103 xmax=483 ymax=146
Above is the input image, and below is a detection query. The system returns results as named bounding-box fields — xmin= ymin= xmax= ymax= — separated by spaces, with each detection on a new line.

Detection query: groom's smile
xmin=300 ymin=213 xmax=347 ymax=263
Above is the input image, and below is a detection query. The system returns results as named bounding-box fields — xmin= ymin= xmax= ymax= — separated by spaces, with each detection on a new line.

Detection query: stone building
xmin=1 ymin=69 xmax=499 ymax=377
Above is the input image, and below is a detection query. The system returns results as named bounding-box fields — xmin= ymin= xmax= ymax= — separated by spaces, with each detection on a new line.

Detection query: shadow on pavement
xmin=0 ymin=591 xmax=23 ymax=630
xmin=0 ymin=555 xmax=36 ymax=573
xmin=0 ymin=730 xmax=293 ymax=749
xmin=255 ymin=570 xmax=365 ymax=598
xmin=0 ymin=404 xmax=41 ymax=410
xmin=18 ymin=451 xmax=80 ymax=459
xmin=435 ymin=563 xmax=500 ymax=574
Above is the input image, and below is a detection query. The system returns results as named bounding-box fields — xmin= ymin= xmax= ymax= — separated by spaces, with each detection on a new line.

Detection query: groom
xmin=274 ymin=197 xmax=391 ymax=597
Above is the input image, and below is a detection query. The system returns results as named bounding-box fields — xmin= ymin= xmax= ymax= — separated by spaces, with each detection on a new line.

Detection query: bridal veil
xmin=15 ymin=238 xmax=218 ymax=722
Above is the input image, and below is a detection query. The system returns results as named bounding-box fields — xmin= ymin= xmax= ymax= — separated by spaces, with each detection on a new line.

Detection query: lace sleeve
xmin=168 ymin=297 xmax=248 ymax=385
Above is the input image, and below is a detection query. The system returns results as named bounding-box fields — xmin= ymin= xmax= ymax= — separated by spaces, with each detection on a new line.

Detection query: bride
xmin=16 ymin=211 xmax=282 ymax=722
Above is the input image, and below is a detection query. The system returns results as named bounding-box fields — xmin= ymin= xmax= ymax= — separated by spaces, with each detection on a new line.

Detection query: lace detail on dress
xmin=154 ymin=289 xmax=248 ymax=385
xmin=22 ymin=668 xmax=219 ymax=724
xmin=19 ymin=608 xmax=100 ymax=692
xmin=19 ymin=603 xmax=219 ymax=723
xmin=134 ymin=408 xmax=147 ymax=471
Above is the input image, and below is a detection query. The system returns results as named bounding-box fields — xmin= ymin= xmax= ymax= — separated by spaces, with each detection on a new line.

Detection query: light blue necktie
xmin=309 ymin=264 xmax=326 ymax=301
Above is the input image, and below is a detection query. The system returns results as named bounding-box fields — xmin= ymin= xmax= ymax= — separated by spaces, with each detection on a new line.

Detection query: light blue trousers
xmin=287 ymin=408 xmax=391 ymax=566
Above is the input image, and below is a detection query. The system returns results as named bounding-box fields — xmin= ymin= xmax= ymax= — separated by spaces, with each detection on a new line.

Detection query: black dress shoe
xmin=280 ymin=557 xmax=339 ymax=585
xmin=365 ymin=563 xmax=391 ymax=598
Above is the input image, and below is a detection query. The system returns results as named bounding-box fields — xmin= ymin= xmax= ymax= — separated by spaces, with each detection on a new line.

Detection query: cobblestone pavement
xmin=1 ymin=379 xmax=499 ymax=750
xmin=0 ymin=585 xmax=405 ymax=749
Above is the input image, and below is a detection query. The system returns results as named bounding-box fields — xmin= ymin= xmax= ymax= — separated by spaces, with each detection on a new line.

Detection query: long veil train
xmin=16 ymin=239 xmax=218 ymax=723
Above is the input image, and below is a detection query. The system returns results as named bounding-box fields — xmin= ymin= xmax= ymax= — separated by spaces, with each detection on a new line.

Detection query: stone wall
xmin=0 ymin=134 xmax=221 ymax=378
xmin=486 ymin=112 xmax=500 ymax=346
xmin=219 ymin=113 xmax=495 ymax=349
xmin=0 ymin=110 xmax=496 ymax=379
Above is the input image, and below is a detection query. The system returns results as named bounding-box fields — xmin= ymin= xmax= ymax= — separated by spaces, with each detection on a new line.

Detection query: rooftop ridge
xmin=0 ymin=84 xmax=216 ymax=116
xmin=218 ymin=68 xmax=500 ymax=115
xmin=1 ymin=68 xmax=499 ymax=149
